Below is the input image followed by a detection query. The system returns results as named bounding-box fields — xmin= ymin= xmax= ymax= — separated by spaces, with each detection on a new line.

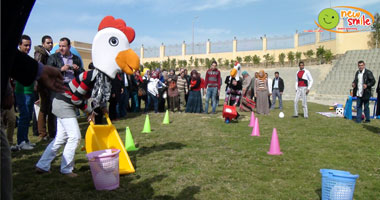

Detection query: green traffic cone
xmin=142 ymin=115 xmax=151 ymax=133
xmin=162 ymin=110 xmax=170 ymax=124
xmin=125 ymin=127 xmax=138 ymax=152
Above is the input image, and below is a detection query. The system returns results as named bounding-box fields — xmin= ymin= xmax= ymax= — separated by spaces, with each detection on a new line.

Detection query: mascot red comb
xmin=36 ymin=16 xmax=139 ymax=178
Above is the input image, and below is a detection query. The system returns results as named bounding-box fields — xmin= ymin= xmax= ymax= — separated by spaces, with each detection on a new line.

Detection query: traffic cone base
xmin=142 ymin=115 xmax=151 ymax=133
xmin=249 ymin=112 xmax=255 ymax=127
xmin=125 ymin=127 xmax=139 ymax=152
xmin=267 ymin=128 xmax=282 ymax=155
xmin=163 ymin=110 xmax=170 ymax=124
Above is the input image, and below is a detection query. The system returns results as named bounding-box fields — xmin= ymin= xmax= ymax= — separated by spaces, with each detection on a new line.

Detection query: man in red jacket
xmin=204 ymin=61 xmax=221 ymax=114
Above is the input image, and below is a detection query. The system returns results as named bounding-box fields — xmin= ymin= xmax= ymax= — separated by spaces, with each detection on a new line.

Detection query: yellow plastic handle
xmin=105 ymin=113 xmax=112 ymax=125
xmin=89 ymin=113 xmax=112 ymax=126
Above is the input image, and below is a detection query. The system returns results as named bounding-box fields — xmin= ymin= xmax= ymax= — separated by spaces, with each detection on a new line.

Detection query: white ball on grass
xmin=279 ymin=112 xmax=285 ymax=118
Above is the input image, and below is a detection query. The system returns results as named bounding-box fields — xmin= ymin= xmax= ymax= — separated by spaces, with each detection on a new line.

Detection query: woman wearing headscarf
xmin=186 ymin=70 xmax=203 ymax=113
xmin=254 ymin=70 xmax=270 ymax=115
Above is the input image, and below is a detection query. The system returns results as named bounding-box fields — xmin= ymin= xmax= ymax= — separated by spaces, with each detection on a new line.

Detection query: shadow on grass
xmin=362 ymin=124 xmax=380 ymax=135
xmin=132 ymin=142 xmax=186 ymax=157
xmin=315 ymin=188 xmax=322 ymax=200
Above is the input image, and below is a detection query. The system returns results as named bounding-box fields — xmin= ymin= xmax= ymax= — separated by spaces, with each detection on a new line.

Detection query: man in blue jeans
xmin=352 ymin=60 xmax=376 ymax=123
xmin=204 ymin=61 xmax=221 ymax=114
xmin=14 ymin=35 xmax=36 ymax=150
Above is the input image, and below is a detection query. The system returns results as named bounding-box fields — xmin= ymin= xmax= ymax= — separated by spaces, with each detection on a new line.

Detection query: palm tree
xmin=295 ymin=52 xmax=302 ymax=65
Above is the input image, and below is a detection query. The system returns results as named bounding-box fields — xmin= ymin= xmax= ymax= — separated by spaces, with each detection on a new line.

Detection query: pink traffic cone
xmin=267 ymin=128 xmax=283 ymax=155
xmin=249 ymin=112 xmax=255 ymax=127
xmin=251 ymin=118 xmax=260 ymax=136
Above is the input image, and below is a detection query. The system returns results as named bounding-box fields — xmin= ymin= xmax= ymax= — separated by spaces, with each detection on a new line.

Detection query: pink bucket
xmin=87 ymin=149 xmax=120 ymax=190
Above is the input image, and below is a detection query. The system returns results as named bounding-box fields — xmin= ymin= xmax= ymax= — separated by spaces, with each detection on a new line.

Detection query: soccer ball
xmin=279 ymin=112 xmax=284 ymax=118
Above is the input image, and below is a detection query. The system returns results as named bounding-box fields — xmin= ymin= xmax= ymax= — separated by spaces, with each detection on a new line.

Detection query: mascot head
xmin=92 ymin=16 xmax=140 ymax=78
xmin=230 ymin=61 xmax=241 ymax=81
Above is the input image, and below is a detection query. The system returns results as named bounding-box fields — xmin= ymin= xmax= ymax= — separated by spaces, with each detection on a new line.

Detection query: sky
xmin=24 ymin=0 xmax=380 ymax=52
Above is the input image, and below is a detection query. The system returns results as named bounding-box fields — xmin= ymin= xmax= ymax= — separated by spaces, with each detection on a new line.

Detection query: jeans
xmin=356 ymin=98 xmax=370 ymax=122
xmin=15 ymin=93 xmax=34 ymax=145
xmin=36 ymin=117 xmax=81 ymax=174
xmin=294 ymin=87 xmax=308 ymax=118
xmin=118 ymin=88 xmax=129 ymax=118
xmin=146 ymin=93 xmax=158 ymax=113
xmin=271 ymin=89 xmax=283 ymax=109
xmin=204 ymin=87 xmax=217 ymax=113
xmin=130 ymin=91 xmax=139 ymax=112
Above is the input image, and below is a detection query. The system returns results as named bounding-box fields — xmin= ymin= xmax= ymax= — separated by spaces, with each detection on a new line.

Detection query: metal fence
xmin=144 ymin=46 xmax=160 ymax=58
xmin=320 ymin=31 xmax=336 ymax=42
xmin=210 ymin=40 xmax=233 ymax=53
xmin=267 ymin=35 xmax=294 ymax=50
xmin=186 ymin=42 xmax=206 ymax=55
xmin=165 ymin=44 xmax=182 ymax=56
xmin=298 ymin=32 xmax=316 ymax=46
xmin=237 ymin=38 xmax=262 ymax=51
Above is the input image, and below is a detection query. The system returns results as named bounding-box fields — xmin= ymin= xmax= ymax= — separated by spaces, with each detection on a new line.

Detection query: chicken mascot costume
xmin=36 ymin=16 xmax=139 ymax=177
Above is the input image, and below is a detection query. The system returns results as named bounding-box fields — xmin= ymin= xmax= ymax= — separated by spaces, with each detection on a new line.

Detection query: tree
xmin=287 ymin=51 xmax=295 ymax=66
xmin=217 ymin=58 xmax=223 ymax=66
xmin=295 ymin=52 xmax=302 ymax=64
xmin=263 ymin=53 xmax=271 ymax=66
xmin=183 ymin=60 xmax=187 ymax=68
xmin=230 ymin=59 xmax=235 ymax=68
xmin=324 ymin=50 xmax=333 ymax=63
xmin=278 ymin=53 xmax=286 ymax=66
xmin=170 ymin=58 xmax=176 ymax=69
xmin=368 ymin=12 xmax=380 ymax=48
xmin=162 ymin=58 xmax=170 ymax=70
xmin=316 ymin=46 xmax=326 ymax=64
xmin=143 ymin=62 xmax=151 ymax=70
xmin=244 ymin=55 xmax=252 ymax=64
xmin=236 ymin=56 xmax=243 ymax=63
xmin=269 ymin=54 xmax=275 ymax=66
xmin=189 ymin=56 xmax=194 ymax=66
xmin=303 ymin=50 xmax=314 ymax=65
xmin=205 ymin=58 xmax=211 ymax=68
xmin=224 ymin=59 xmax=230 ymax=67
xmin=194 ymin=58 xmax=199 ymax=68
xmin=252 ymin=55 xmax=261 ymax=65
xmin=200 ymin=58 xmax=205 ymax=66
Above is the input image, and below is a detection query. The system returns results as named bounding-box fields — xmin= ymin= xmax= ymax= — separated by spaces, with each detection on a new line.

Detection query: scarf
xmin=91 ymin=69 xmax=112 ymax=109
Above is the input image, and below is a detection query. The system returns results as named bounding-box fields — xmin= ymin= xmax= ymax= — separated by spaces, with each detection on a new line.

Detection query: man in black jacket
xmin=47 ymin=37 xmax=83 ymax=86
xmin=352 ymin=60 xmax=376 ymax=123
xmin=271 ymin=71 xmax=285 ymax=110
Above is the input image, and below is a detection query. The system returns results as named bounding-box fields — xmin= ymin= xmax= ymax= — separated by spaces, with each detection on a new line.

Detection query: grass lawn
xmin=11 ymin=101 xmax=380 ymax=199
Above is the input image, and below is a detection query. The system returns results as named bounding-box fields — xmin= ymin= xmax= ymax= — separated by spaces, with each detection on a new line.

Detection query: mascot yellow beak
xmin=115 ymin=49 xmax=140 ymax=75
xmin=230 ymin=68 xmax=237 ymax=78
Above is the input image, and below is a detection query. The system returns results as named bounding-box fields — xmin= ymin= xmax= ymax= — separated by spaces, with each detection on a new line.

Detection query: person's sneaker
xmin=35 ymin=167 xmax=51 ymax=174
xmin=19 ymin=141 xmax=34 ymax=150
xmin=63 ymin=172 xmax=78 ymax=178
xmin=10 ymin=145 xmax=20 ymax=151
xmin=27 ymin=141 xmax=36 ymax=147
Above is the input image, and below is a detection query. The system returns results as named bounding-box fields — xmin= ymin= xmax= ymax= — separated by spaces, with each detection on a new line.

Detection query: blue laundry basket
xmin=320 ymin=169 xmax=359 ymax=200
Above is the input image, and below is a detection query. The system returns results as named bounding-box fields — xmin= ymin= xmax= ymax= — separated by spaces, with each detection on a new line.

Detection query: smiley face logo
xmin=318 ymin=8 xmax=340 ymax=30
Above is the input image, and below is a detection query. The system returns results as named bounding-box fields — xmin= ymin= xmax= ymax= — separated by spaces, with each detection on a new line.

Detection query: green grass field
xmin=11 ymin=101 xmax=380 ymax=199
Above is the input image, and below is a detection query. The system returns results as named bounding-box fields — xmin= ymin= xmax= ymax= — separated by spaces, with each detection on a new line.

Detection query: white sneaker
xmin=19 ymin=141 xmax=34 ymax=150
xmin=27 ymin=141 xmax=36 ymax=147
xmin=10 ymin=145 xmax=20 ymax=151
